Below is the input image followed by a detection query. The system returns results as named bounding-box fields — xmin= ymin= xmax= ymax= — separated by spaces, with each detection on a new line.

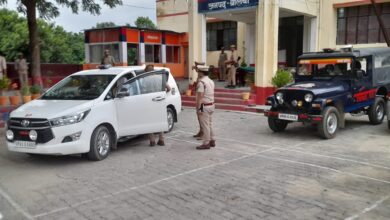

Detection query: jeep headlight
xmin=304 ymin=93 xmax=314 ymax=103
xmin=50 ymin=109 xmax=90 ymax=127
xmin=275 ymin=92 xmax=284 ymax=104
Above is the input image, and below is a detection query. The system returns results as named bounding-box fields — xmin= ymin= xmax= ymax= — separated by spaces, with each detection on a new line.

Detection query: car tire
xmin=87 ymin=125 xmax=112 ymax=161
xmin=318 ymin=106 xmax=339 ymax=139
xmin=368 ymin=97 xmax=385 ymax=125
xmin=268 ymin=117 xmax=288 ymax=132
xmin=167 ymin=107 xmax=175 ymax=132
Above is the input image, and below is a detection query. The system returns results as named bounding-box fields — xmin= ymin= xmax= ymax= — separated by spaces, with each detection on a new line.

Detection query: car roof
xmin=299 ymin=47 xmax=390 ymax=60
xmin=73 ymin=66 xmax=170 ymax=76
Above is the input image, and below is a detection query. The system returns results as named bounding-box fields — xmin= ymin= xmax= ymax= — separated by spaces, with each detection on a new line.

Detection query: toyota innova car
xmin=6 ymin=66 xmax=181 ymax=160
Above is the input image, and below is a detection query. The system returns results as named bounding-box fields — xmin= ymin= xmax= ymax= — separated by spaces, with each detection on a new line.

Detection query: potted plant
xmin=21 ymin=85 xmax=32 ymax=103
xmin=9 ymin=83 xmax=21 ymax=106
xmin=271 ymin=69 xmax=293 ymax=88
xmin=30 ymin=84 xmax=42 ymax=100
xmin=0 ymin=76 xmax=10 ymax=106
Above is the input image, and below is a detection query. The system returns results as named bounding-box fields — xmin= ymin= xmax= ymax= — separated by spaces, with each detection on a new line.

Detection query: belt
xmin=203 ymin=103 xmax=214 ymax=106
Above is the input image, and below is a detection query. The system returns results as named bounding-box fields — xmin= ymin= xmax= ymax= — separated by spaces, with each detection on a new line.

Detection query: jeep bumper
xmin=264 ymin=110 xmax=323 ymax=123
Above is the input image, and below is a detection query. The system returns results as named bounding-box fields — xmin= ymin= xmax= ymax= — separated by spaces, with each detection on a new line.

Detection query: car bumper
xmin=6 ymin=122 xmax=93 ymax=155
xmin=264 ymin=110 xmax=323 ymax=123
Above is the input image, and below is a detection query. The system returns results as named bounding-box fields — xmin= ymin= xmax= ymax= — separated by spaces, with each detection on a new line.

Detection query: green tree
xmin=135 ymin=16 xmax=157 ymax=29
xmin=95 ymin=22 xmax=117 ymax=28
xmin=0 ymin=0 xmax=122 ymax=85
xmin=0 ymin=9 xmax=85 ymax=64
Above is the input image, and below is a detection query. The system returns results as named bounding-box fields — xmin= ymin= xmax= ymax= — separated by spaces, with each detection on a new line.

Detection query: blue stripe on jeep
xmin=344 ymin=100 xmax=375 ymax=112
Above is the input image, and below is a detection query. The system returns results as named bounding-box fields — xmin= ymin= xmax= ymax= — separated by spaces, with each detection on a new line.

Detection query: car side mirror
xmin=116 ymin=88 xmax=130 ymax=98
xmin=356 ymin=70 xmax=364 ymax=79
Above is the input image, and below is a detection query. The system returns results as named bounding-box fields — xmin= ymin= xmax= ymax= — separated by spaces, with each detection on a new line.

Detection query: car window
xmin=139 ymin=73 xmax=164 ymax=94
xmin=121 ymin=80 xmax=140 ymax=96
xmin=110 ymin=73 xmax=133 ymax=97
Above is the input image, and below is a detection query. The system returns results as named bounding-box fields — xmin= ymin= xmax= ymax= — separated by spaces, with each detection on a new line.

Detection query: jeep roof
xmin=299 ymin=47 xmax=390 ymax=60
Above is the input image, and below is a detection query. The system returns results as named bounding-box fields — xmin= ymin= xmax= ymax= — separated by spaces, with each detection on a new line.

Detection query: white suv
xmin=5 ymin=66 xmax=181 ymax=160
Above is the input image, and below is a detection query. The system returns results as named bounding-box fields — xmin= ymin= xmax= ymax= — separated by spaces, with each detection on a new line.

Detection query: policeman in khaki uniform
xmin=195 ymin=65 xmax=216 ymax=150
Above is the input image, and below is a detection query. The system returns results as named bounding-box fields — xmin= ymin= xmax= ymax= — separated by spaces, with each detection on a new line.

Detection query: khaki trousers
xmin=228 ymin=66 xmax=236 ymax=86
xmin=19 ymin=71 xmax=28 ymax=88
xmin=218 ymin=64 xmax=226 ymax=80
xmin=199 ymin=107 xmax=215 ymax=144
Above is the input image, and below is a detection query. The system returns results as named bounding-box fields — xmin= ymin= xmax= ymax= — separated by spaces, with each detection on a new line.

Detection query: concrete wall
xmin=157 ymin=0 xmax=189 ymax=33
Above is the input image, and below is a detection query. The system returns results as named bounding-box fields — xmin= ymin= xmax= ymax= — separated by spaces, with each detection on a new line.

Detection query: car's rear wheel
xmin=167 ymin=107 xmax=175 ymax=132
xmin=268 ymin=117 xmax=288 ymax=132
xmin=318 ymin=106 xmax=339 ymax=139
xmin=88 ymin=125 xmax=111 ymax=161
xmin=368 ymin=97 xmax=385 ymax=125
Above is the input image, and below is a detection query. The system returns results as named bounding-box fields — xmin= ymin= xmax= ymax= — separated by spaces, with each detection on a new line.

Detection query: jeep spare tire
xmin=318 ymin=106 xmax=339 ymax=139
xmin=368 ymin=97 xmax=385 ymax=125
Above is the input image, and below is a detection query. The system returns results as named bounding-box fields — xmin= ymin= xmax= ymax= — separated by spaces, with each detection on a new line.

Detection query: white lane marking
xmin=0 ymin=186 xmax=33 ymax=220
xmin=345 ymin=195 xmax=390 ymax=220
xmin=176 ymin=130 xmax=390 ymax=172
xmin=167 ymin=137 xmax=255 ymax=155
xmin=33 ymin=147 xmax=277 ymax=218
xmin=255 ymin=154 xmax=390 ymax=185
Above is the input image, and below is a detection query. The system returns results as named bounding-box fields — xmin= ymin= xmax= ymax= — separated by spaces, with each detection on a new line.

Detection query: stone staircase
xmin=181 ymin=88 xmax=259 ymax=112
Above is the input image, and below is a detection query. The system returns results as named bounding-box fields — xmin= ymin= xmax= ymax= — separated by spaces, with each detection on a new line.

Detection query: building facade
xmin=157 ymin=0 xmax=390 ymax=104
xmin=84 ymin=27 xmax=189 ymax=78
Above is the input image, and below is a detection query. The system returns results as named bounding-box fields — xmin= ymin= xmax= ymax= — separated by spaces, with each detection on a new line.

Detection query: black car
xmin=265 ymin=47 xmax=390 ymax=139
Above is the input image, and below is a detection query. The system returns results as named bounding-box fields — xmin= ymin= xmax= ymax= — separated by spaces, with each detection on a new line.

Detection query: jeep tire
xmin=268 ymin=117 xmax=288 ymax=132
xmin=318 ymin=106 xmax=340 ymax=139
xmin=368 ymin=97 xmax=385 ymax=125
xmin=88 ymin=125 xmax=112 ymax=161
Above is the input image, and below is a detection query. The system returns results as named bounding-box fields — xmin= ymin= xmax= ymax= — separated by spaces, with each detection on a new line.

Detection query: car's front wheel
xmin=167 ymin=107 xmax=175 ymax=132
xmin=318 ymin=106 xmax=339 ymax=139
xmin=268 ymin=117 xmax=288 ymax=132
xmin=88 ymin=125 xmax=112 ymax=161
xmin=368 ymin=97 xmax=385 ymax=125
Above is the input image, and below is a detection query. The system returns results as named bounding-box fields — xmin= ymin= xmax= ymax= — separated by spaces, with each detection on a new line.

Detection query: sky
xmin=2 ymin=0 xmax=156 ymax=33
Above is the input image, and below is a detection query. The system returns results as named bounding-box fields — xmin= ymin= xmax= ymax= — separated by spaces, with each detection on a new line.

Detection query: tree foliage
xmin=0 ymin=9 xmax=84 ymax=64
xmin=95 ymin=22 xmax=117 ymax=29
xmin=135 ymin=16 xmax=157 ymax=29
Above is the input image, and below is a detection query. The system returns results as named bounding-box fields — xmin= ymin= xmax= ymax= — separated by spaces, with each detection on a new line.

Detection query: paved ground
xmin=0 ymin=108 xmax=390 ymax=220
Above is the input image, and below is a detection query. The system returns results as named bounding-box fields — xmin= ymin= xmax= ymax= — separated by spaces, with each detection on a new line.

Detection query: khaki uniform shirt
xmin=218 ymin=52 xmax=227 ymax=66
xmin=0 ymin=56 xmax=6 ymax=78
xmin=228 ymin=51 xmax=237 ymax=68
xmin=101 ymin=55 xmax=115 ymax=66
xmin=197 ymin=76 xmax=215 ymax=104
xmin=15 ymin=58 xmax=28 ymax=73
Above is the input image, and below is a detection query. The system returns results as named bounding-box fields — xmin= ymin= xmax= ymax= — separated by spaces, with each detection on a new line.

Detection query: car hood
xmin=282 ymin=80 xmax=349 ymax=96
xmin=10 ymin=99 xmax=95 ymax=119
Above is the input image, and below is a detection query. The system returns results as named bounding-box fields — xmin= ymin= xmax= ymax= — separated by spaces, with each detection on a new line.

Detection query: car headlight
xmin=304 ymin=93 xmax=314 ymax=102
xmin=50 ymin=109 xmax=90 ymax=127
xmin=6 ymin=130 xmax=14 ymax=141
xmin=275 ymin=92 xmax=284 ymax=104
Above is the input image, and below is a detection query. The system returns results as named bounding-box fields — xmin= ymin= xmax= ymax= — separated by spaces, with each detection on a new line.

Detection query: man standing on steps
xmin=218 ymin=47 xmax=227 ymax=81
xmin=196 ymin=65 xmax=216 ymax=150
xmin=226 ymin=45 xmax=237 ymax=88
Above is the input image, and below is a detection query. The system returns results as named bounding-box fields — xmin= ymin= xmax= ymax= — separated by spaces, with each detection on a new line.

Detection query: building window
xmin=207 ymin=21 xmax=237 ymax=51
xmin=89 ymin=44 xmax=119 ymax=63
xmin=337 ymin=3 xmax=390 ymax=45
xmin=166 ymin=46 xmax=180 ymax=63
xmin=145 ymin=44 xmax=161 ymax=63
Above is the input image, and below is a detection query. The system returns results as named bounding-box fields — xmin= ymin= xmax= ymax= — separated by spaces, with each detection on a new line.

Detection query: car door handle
xmin=152 ymin=96 xmax=165 ymax=102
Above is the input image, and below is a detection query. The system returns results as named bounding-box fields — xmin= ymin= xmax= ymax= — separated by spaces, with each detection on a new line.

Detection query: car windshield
xmin=41 ymin=75 xmax=115 ymax=100
xmin=297 ymin=58 xmax=353 ymax=77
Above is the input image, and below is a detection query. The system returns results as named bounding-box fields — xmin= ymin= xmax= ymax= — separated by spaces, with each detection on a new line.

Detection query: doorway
xmin=127 ymin=44 xmax=138 ymax=65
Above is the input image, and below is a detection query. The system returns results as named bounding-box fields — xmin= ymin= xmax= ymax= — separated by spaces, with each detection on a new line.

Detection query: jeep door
xmin=352 ymin=57 xmax=375 ymax=103
xmin=115 ymin=71 xmax=169 ymax=136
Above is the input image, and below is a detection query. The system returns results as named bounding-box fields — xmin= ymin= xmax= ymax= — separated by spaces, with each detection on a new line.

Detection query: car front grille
xmin=279 ymin=90 xmax=312 ymax=112
xmin=7 ymin=118 xmax=54 ymax=144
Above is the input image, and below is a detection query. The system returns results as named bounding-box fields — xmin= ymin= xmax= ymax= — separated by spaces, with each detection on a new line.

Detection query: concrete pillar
xmin=254 ymin=0 xmax=279 ymax=105
xmin=188 ymin=0 xmax=206 ymax=85
xmin=119 ymin=42 xmax=128 ymax=66
xmin=84 ymin=44 xmax=90 ymax=63
xmin=162 ymin=45 xmax=167 ymax=64
xmin=139 ymin=43 xmax=145 ymax=64
xmin=245 ymin=23 xmax=255 ymax=65
xmin=303 ymin=16 xmax=318 ymax=53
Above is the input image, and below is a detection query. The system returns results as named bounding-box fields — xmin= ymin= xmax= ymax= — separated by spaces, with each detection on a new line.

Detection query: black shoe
xmin=157 ymin=140 xmax=165 ymax=146
xmin=150 ymin=141 xmax=156 ymax=147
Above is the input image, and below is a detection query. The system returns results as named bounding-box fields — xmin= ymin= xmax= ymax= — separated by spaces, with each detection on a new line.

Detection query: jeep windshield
xmin=297 ymin=58 xmax=353 ymax=78
xmin=41 ymin=75 xmax=116 ymax=100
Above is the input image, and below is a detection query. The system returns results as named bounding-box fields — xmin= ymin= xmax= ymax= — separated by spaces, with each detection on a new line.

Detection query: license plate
xmin=278 ymin=113 xmax=298 ymax=121
xmin=14 ymin=141 xmax=36 ymax=149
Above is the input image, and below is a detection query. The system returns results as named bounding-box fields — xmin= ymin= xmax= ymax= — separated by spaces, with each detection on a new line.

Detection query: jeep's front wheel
xmin=318 ymin=106 xmax=339 ymax=139
xmin=368 ymin=97 xmax=385 ymax=125
xmin=88 ymin=125 xmax=112 ymax=161
xmin=268 ymin=117 xmax=288 ymax=132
